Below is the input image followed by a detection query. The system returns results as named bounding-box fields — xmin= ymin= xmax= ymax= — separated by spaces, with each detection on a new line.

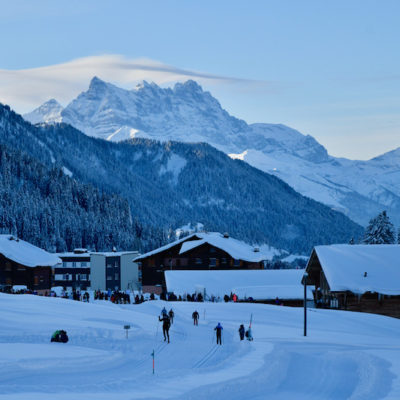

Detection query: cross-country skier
xmin=245 ymin=327 xmax=253 ymax=341
xmin=192 ymin=310 xmax=199 ymax=326
xmin=214 ymin=322 xmax=223 ymax=345
xmin=159 ymin=314 xmax=171 ymax=343
xmin=168 ymin=309 xmax=174 ymax=324
xmin=238 ymin=324 xmax=245 ymax=340
xmin=161 ymin=307 xmax=167 ymax=316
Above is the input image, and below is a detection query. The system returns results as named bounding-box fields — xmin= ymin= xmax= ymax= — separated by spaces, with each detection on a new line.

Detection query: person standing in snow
xmin=192 ymin=310 xmax=199 ymax=326
xmin=238 ymin=324 xmax=245 ymax=341
xmin=245 ymin=327 xmax=253 ymax=341
xmin=161 ymin=307 xmax=167 ymax=316
xmin=214 ymin=322 xmax=223 ymax=345
xmin=168 ymin=309 xmax=174 ymax=324
xmin=159 ymin=314 xmax=171 ymax=343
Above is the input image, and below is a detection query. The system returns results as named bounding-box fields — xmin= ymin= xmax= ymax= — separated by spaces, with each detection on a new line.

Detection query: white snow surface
xmin=1 ymin=293 xmax=400 ymax=400
xmin=24 ymin=78 xmax=400 ymax=226
xmin=136 ymin=232 xmax=270 ymax=263
xmin=165 ymin=269 xmax=313 ymax=300
xmin=0 ymin=235 xmax=61 ymax=267
xmin=313 ymin=244 xmax=400 ymax=295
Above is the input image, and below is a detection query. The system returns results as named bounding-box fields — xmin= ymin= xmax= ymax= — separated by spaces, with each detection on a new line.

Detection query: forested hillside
xmin=0 ymin=104 xmax=363 ymax=253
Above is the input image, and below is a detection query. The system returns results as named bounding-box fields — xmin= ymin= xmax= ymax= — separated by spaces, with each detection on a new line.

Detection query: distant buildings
xmin=304 ymin=244 xmax=400 ymax=318
xmin=0 ymin=235 xmax=60 ymax=293
xmin=54 ymin=249 xmax=91 ymax=290
xmin=90 ymin=251 xmax=140 ymax=292
xmin=134 ymin=232 xmax=268 ymax=294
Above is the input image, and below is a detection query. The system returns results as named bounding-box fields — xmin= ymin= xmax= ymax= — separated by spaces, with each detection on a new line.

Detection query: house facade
xmin=90 ymin=251 xmax=141 ymax=292
xmin=54 ymin=249 xmax=91 ymax=290
xmin=0 ymin=235 xmax=60 ymax=293
xmin=135 ymin=232 xmax=267 ymax=294
xmin=304 ymin=244 xmax=400 ymax=318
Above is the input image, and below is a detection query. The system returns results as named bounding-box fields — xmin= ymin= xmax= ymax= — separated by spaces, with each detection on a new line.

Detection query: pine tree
xmin=363 ymin=211 xmax=395 ymax=244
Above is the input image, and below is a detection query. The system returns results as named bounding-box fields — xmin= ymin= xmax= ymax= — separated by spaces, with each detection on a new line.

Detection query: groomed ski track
xmin=0 ymin=294 xmax=399 ymax=399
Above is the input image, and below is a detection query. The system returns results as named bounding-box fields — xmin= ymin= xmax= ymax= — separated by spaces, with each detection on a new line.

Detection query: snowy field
xmin=1 ymin=294 xmax=400 ymax=400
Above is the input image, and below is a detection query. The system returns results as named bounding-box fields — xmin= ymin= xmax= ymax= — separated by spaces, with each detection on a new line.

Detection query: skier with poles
xmin=168 ymin=309 xmax=174 ymax=324
xmin=192 ymin=310 xmax=199 ymax=326
xmin=158 ymin=313 xmax=171 ymax=343
xmin=245 ymin=313 xmax=254 ymax=341
xmin=214 ymin=322 xmax=223 ymax=345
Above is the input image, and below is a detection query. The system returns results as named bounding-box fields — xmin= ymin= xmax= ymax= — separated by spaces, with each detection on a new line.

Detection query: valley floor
xmin=0 ymin=294 xmax=399 ymax=399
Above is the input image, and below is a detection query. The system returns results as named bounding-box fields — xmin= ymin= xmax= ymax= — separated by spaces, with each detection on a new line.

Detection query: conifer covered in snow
xmin=363 ymin=211 xmax=395 ymax=244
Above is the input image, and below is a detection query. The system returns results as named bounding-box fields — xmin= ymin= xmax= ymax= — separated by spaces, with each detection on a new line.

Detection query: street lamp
xmin=303 ymin=271 xmax=309 ymax=337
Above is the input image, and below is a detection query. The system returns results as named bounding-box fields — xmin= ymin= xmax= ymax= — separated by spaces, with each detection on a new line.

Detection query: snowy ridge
xmin=24 ymin=78 xmax=400 ymax=226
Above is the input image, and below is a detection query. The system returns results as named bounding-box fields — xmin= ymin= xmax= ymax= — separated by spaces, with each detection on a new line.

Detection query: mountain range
xmin=24 ymin=77 xmax=400 ymax=226
xmin=1 ymin=103 xmax=362 ymax=254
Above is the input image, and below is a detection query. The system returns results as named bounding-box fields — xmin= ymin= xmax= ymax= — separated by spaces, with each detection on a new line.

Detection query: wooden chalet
xmin=134 ymin=232 xmax=267 ymax=294
xmin=304 ymin=244 xmax=400 ymax=318
xmin=0 ymin=235 xmax=61 ymax=294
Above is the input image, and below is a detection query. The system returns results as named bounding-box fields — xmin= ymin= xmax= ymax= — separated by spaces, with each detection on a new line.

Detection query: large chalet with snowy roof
xmin=304 ymin=244 xmax=400 ymax=318
xmin=134 ymin=232 xmax=267 ymax=294
xmin=0 ymin=235 xmax=61 ymax=293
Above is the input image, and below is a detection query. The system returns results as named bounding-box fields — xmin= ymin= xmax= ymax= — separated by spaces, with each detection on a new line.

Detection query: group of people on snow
xmin=158 ymin=307 xmax=253 ymax=345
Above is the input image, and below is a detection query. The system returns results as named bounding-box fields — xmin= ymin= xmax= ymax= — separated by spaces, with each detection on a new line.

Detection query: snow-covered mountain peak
xmin=23 ymin=78 xmax=400 ymax=226
xmin=23 ymin=98 xmax=63 ymax=124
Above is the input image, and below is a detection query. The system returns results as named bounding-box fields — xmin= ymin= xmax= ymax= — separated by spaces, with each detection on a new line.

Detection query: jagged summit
xmin=23 ymin=77 xmax=400 ymax=226
xmin=23 ymin=98 xmax=63 ymax=125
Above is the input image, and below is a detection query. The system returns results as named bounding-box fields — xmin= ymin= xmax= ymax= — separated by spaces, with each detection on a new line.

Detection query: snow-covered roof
xmin=311 ymin=244 xmax=400 ymax=295
xmin=165 ymin=269 xmax=312 ymax=300
xmin=135 ymin=232 xmax=268 ymax=263
xmin=0 ymin=235 xmax=61 ymax=268
xmin=91 ymin=251 xmax=139 ymax=257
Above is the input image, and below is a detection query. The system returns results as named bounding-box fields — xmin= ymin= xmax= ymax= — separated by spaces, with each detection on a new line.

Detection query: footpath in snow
xmin=0 ymin=294 xmax=399 ymax=400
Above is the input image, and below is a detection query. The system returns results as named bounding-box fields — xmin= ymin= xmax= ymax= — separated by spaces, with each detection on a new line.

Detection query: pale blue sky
xmin=1 ymin=0 xmax=399 ymax=159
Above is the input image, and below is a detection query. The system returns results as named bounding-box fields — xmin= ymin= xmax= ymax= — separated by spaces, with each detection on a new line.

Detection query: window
xmin=107 ymin=276 xmax=112 ymax=280
xmin=234 ymin=259 xmax=240 ymax=267
xmin=72 ymin=262 xmax=76 ymax=268
xmin=54 ymin=274 xmax=64 ymax=280
xmin=64 ymin=274 xmax=70 ymax=281
xmin=221 ymin=258 xmax=227 ymax=264
xmin=76 ymin=274 xmax=80 ymax=281
xmin=80 ymin=275 xmax=87 ymax=281
xmin=62 ymin=261 xmax=68 ymax=268
xmin=209 ymin=258 xmax=217 ymax=267
xmin=81 ymin=262 xmax=87 ymax=267
xmin=115 ymin=273 xmax=119 ymax=280
xmin=210 ymin=247 xmax=216 ymax=253
xmin=34 ymin=276 xmax=39 ymax=285
xmin=195 ymin=258 xmax=202 ymax=265
xmin=107 ymin=264 xmax=113 ymax=269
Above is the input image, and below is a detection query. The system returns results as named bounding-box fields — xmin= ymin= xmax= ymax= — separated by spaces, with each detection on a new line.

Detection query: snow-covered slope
xmin=24 ymin=78 xmax=400 ymax=225
xmin=23 ymin=99 xmax=63 ymax=124
xmin=1 ymin=293 xmax=400 ymax=399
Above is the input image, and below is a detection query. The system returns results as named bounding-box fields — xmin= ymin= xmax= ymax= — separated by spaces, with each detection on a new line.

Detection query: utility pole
xmin=303 ymin=272 xmax=308 ymax=337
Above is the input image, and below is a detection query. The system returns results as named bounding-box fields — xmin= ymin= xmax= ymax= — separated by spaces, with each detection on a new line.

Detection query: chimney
xmin=223 ymin=232 xmax=229 ymax=239
xmin=253 ymin=247 xmax=260 ymax=253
